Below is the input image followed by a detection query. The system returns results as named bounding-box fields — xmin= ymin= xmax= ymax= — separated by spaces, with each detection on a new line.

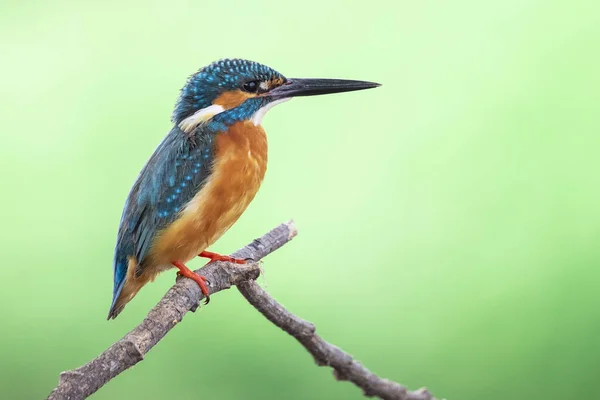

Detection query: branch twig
xmin=47 ymin=220 xmax=436 ymax=400
xmin=238 ymin=281 xmax=435 ymax=400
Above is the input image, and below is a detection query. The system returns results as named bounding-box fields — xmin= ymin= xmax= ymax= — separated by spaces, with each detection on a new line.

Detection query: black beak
xmin=269 ymin=78 xmax=380 ymax=99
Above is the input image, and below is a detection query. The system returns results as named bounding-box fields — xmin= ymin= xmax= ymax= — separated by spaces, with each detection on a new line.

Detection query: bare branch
xmin=47 ymin=221 xmax=297 ymax=400
xmin=47 ymin=220 xmax=436 ymax=400
xmin=237 ymin=282 xmax=435 ymax=400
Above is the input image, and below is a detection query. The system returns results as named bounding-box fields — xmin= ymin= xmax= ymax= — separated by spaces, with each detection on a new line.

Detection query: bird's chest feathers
xmin=151 ymin=122 xmax=267 ymax=263
xmin=205 ymin=121 xmax=268 ymax=214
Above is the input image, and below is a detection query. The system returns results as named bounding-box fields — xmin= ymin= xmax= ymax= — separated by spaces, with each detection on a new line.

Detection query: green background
xmin=1 ymin=0 xmax=599 ymax=399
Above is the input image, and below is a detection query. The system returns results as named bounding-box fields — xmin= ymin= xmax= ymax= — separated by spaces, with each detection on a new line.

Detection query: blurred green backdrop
xmin=2 ymin=0 xmax=600 ymax=399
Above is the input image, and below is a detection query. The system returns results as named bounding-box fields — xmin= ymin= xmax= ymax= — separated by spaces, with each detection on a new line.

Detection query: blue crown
xmin=173 ymin=59 xmax=286 ymax=123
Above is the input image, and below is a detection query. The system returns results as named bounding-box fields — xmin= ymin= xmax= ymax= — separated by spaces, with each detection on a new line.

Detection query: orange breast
xmin=149 ymin=121 xmax=268 ymax=267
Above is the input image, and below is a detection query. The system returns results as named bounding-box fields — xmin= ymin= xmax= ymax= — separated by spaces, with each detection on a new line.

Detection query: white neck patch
xmin=178 ymin=104 xmax=225 ymax=134
xmin=251 ymin=98 xmax=291 ymax=126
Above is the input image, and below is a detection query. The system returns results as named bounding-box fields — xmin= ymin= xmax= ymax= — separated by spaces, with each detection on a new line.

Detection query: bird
xmin=108 ymin=58 xmax=380 ymax=319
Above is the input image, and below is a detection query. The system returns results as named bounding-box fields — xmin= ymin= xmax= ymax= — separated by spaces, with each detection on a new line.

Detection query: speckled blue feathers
xmin=110 ymin=126 xmax=215 ymax=312
xmin=172 ymin=58 xmax=285 ymax=123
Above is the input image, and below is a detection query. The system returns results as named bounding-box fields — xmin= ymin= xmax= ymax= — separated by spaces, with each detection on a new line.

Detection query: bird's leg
xmin=172 ymin=261 xmax=211 ymax=304
xmin=198 ymin=250 xmax=246 ymax=264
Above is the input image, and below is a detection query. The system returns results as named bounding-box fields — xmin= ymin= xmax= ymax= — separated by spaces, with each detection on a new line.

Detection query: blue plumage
xmin=173 ymin=59 xmax=284 ymax=123
xmin=110 ymin=126 xmax=215 ymax=311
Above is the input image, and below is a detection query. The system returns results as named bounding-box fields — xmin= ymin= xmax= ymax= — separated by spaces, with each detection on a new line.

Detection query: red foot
xmin=172 ymin=260 xmax=211 ymax=304
xmin=198 ymin=250 xmax=246 ymax=265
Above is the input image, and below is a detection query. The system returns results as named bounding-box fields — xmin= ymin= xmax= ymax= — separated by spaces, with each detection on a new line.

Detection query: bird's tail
xmin=108 ymin=255 xmax=150 ymax=319
xmin=107 ymin=256 xmax=130 ymax=320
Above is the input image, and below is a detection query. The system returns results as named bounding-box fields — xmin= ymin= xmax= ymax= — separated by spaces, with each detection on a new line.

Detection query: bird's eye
xmin=242 ymin=81 xmax=259 ymax=93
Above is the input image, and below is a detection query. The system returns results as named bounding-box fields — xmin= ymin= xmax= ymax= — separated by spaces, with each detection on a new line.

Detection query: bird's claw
xmin=202 ymin=279 xmax=211 ymax=305
xmin=172 ymin=260 xmax=211 ymax=304
xmin=198 ymin=250 xmax=247 ymax=264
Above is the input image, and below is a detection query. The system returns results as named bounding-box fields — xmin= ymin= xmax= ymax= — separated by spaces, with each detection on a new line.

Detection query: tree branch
xmin=47 ymin=220 xmax=436 ymax=400
xmin=238 ymin=281 xmax=435 ymax=400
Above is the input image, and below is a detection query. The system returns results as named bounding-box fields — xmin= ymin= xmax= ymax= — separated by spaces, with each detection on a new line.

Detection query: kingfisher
xmin=107 ymin=58 xmax=379 ymax=319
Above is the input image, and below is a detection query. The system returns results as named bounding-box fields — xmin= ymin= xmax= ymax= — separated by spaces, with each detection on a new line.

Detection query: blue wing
xmin=110 ymin=126 xmax=216 ymax=312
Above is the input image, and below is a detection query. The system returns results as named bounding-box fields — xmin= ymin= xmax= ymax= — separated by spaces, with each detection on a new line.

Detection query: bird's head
xmin=173 ymin=58 xmax=379 ymax=133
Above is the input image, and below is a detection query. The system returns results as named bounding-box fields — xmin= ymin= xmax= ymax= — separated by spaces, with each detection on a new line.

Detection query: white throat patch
xmin=251 ymin=98 xmax=291 ymax=126
xmin=178 ymin=104 xmax=225 ymax=134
